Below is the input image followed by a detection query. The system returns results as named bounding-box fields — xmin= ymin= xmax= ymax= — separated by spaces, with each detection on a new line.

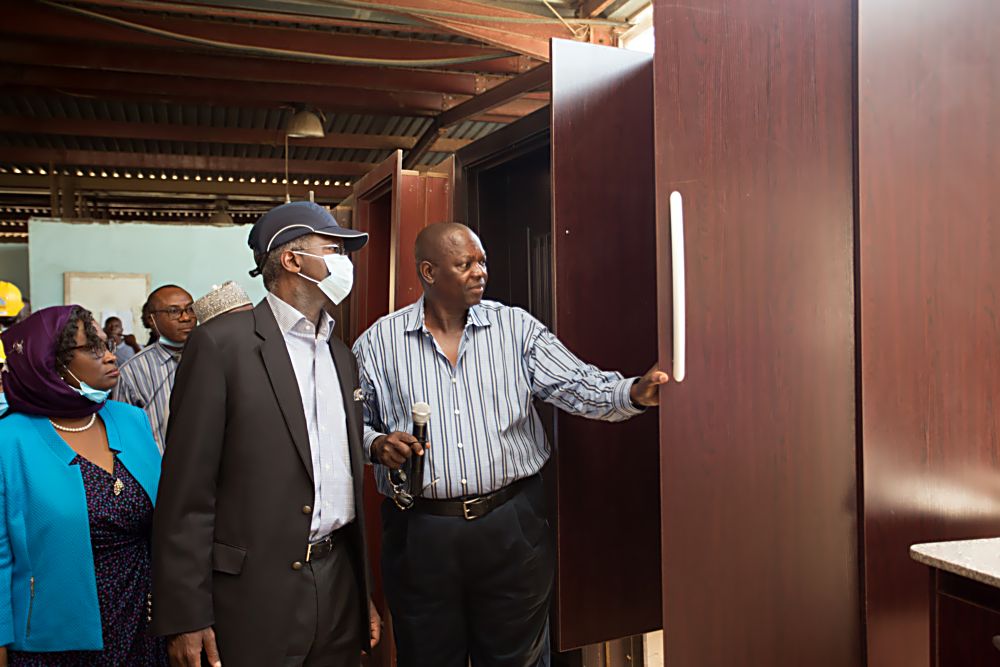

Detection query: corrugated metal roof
xmin=0 ymin=94 xmax=504 ymax=175
xmin=0 ymin=0 xmax=602 ymax=243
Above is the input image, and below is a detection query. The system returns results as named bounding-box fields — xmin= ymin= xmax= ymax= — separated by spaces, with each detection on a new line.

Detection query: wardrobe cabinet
xmin=654 ymin=0 xmax=1000 ymax=665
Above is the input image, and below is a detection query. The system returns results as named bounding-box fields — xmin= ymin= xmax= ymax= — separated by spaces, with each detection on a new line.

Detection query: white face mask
xmin=294 ymin=252 xmax=354 ymax=305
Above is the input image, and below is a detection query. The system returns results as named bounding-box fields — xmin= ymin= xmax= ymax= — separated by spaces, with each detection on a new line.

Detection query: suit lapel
xmin=254 ymin=301 xmax=314 ymax=483
xmin=328 ymin=338 xmax=364 ymax=482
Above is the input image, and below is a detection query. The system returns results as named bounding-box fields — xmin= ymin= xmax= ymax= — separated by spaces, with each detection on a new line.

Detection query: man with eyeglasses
xmin=151 ymin=202 xmax=380 ymax=667
xmin=113 ymin=284 xmax=196 ymax=453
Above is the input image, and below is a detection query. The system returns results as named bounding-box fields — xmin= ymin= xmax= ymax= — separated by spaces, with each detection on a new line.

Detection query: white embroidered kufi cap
xmin=192 ymin=281 xmax=252 ymax=323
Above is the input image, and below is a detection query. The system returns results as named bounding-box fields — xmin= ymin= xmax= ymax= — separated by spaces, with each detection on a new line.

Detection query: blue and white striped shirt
xmin=112 ymin=342 xmax=180 ymax=453
xmin=352 ymin=297 xmax=642 ymax=499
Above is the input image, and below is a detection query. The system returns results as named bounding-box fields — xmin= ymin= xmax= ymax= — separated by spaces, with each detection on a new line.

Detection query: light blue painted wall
xmin=0 ymin=245 xmax=30 ymax=299
xmin=28 ymin=219 xmax=265 ymax=309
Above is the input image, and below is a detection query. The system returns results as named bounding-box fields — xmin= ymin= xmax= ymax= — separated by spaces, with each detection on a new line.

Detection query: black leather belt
xmin=304 ymin=529 xmax=341 ymax=562
xmin=411 ymin=475 xmax=536 ymax=521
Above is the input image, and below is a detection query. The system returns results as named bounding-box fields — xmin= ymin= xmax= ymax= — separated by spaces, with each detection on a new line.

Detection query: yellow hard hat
xmin=0 ymin=281 xmax=24 ymax=318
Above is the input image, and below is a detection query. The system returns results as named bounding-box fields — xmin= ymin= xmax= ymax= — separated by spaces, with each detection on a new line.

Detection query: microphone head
xmin=412 ymin=402 xmax=431 ymax=426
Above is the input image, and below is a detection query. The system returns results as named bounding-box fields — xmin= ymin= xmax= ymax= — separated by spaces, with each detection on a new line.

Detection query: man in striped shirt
xmin=353 ymin=223 xmax=667 ymax=667
xmin=113 ymin=284 xmax=196 ymax=452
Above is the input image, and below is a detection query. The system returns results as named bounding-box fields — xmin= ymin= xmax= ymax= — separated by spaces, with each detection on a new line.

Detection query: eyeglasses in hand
xmin=389 ymin=469 xmax=440 ymax=511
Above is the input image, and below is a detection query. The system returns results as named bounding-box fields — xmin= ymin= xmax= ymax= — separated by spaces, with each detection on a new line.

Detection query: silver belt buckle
xmin=462 ymin=496 xmax=487 ymax=520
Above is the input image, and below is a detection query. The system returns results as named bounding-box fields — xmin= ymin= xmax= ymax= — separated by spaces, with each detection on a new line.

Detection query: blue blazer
xmin=0 ymin=400 xmax=161 ymax=652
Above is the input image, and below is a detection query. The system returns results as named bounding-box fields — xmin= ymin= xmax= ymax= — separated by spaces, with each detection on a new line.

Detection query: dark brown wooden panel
xmin=859 ymin=2 xmax=1000 ymax=665
xmin=393 ymin=172 xmax=452 ymax=310
xmin=351 ymin=154 xmax=454 ymax=666
xmin=350 ymin=152 xmax=402 ymax=667
xmin=931 ymin=569 xmax=1000 ymax=666
xmin=550 ymin=38 xmax=660 ymax=650
xmin=351 ymin=153 xmax=398 ymax=340
xmin=653 ymin=1 xmax=860 ymax=665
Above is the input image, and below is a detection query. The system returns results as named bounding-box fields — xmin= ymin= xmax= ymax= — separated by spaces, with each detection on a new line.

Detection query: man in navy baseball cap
xmin=152 ymin=198 xmax=383 ymax=665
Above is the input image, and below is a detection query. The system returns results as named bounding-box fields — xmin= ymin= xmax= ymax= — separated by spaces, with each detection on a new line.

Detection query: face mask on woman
xmin=64 ymin=367 xmax=111 ymax=404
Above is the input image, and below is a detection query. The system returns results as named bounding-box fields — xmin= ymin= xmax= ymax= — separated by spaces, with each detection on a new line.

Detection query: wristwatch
xmin=629 ymin=377 xmax=643 ymax=410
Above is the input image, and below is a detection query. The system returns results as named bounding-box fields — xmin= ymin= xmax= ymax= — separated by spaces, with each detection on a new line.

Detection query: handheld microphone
xmin=409 ymin=402 xmax=431 ymax=497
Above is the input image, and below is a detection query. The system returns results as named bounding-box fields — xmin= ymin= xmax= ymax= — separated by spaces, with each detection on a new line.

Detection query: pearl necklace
xmin=49 ymin=413 xmax=97 ymax=433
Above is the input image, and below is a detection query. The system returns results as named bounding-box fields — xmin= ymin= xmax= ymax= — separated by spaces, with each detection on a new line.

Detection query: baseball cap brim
xmin=313 ymin=225 xmax=369 ymax=252
xmin=264 ymin=223 xmax=369 ymax=253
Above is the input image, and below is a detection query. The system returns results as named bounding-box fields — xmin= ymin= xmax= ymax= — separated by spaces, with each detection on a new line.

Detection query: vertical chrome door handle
xmin=669 ymin=191 xmax=686 ymax=382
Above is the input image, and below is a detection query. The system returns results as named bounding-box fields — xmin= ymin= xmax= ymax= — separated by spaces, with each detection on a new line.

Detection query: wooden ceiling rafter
xmin=9 ymin=2 xmax=533 ymax=74
xmin=0 ymin=36 xmax=515 ymax=97
xmin=353 ymin=0 xmax=589 ymax=60
xmin=578 ymin=0 xmax=617 ymax=19
xmin=0 ymin=117 xmax=477 ymax=154
xmin=404 ymin=62 xmax=551 ymax=167
xmin=65 ymin=0 xmax=457 ymax=36
xmin=0 ymin=66 xmax=548 ymax=120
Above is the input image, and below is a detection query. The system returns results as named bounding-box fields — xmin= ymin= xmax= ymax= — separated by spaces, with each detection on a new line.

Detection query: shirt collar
xmin=468 ymin=302 xmax=490 ymax=328
xmin=153 ymin=341 xmax=182 ymax=363
xmin=266 ymin=291 xmax=335 ymax=339
xmin=403 ymin=297 xmax=426 ymax=333
xmin=404 ymin=295 xmax=491 ymax=333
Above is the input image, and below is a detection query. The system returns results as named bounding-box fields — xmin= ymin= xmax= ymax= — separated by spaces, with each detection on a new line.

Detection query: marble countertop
xmin=910 ymin=537 xmax=1000 ymax=589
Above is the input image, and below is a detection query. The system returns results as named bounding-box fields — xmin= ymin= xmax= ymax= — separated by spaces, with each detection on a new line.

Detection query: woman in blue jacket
xmin=0 ymin=305 xmax=166 ymax=666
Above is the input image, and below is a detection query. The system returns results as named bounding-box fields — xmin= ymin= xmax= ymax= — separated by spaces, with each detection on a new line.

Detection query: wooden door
xmin=393 ymin=169 xmax=451 ymax=310
xmin=351 ymin=151 xmax=402 ymax=341
xmin=653 ymin=1 xmax=861 ymax=665
xmin=351 ymin=150 xmax=453 ymax=334
xmin=350 ymin=150 xmax=452 ymax=667
xmin=549 ymin=38 xmax=660 ymax=650
xmin=859 ymin=1 xmax=1000 ymax=665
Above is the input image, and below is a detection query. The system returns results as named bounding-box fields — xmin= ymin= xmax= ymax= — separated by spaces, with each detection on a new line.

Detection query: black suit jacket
xmin=151 ymin=299 xmax=370 ymax=665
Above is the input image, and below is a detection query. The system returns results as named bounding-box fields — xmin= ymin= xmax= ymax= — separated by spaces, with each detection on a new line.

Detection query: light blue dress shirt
xmin=266 ymin=293 xmax=354 ymax=539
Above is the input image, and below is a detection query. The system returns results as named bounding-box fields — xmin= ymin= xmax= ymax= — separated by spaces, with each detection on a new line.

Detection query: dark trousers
xmin=381 ymin=475 xmax=555 ymax=667
xmin=282 ymin=535 xmax=363 ymax=667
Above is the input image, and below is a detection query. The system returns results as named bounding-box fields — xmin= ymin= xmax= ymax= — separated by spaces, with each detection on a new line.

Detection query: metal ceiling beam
xmin=0 ymin=36 xmax=511 ymax=97
xmin=0 ymin=148 xmax=375 ymax=177
xmin=403 ymin=63 xmax=551 ymax=168
xmin=0 ymin=117 xmax=476 ymax=153
xmin=0 ymin=65 xmax=547 ymax=120
xmin=7 ymin=3 xmax=531 ymax=75
xmin=0 ymin=174 xmax=350 ymax=199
